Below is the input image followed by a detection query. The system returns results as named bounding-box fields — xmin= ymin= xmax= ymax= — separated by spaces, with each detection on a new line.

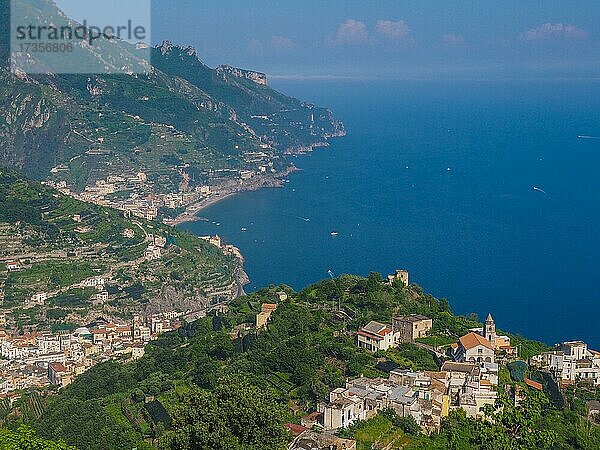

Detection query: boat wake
xmin=578 ymin=135 xmax=600 ymax=140
xmin=533 ymin=186 xmax=548 ymax=195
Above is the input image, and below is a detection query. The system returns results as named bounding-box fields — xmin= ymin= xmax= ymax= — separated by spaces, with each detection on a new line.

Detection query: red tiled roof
xmin=49 ymin=362 xmax=66 ymax=373
xmin=379 ymin=326 xmax=393 ymax=336
xmin=286 ymin=423 xmax=309 ymax=436
xmin=459 ymin=332 xmax=493 ymax=350
xmin=357 ymin=329 xmax=384 ymax=341
xmin=524 ymin=378 xmax=543 ymax=391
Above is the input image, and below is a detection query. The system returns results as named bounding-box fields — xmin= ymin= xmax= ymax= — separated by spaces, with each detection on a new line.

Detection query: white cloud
xmin=328 ymin=19 xmax=369 ymax=45
xmin=441 ymin=34 xmax=465 ymax=45
xmin=270 ymin=35 xmax=295 ymax=50
xmin=375 ymin=20 xmax=411 ymax=41
xmin=523 ymin=23 xmax=589 ymax=41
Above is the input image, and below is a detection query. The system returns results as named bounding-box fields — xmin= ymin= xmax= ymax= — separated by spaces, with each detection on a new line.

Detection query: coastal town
xmin=1 ymin=166 xmax=599 ymax=449
xmin=0 ymin=310 xmax=184 ymax=398
xmin=1 ymin=264 xmax=600 ymax=441
xmin=0 ymin=230 xmax=247 ymax=397
xmin=43 ymin=162 xmax=294 ymax=227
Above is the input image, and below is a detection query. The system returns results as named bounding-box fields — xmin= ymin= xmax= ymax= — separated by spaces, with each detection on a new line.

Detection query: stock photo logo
xmin=9 ymin=0 xmax=151 ymax=74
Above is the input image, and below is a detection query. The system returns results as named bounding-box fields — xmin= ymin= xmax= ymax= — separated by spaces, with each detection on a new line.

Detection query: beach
xmin=169 ymin=165 xmax=299 ymax=226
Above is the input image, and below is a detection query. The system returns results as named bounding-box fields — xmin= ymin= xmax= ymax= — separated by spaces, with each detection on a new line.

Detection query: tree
xmin=381 ymin=408 xmax=421 ymax=435
xmin=0 ymin=426 xmax=76 ymax=450
xmin=161 ymin=377 xmax=290 ymax=450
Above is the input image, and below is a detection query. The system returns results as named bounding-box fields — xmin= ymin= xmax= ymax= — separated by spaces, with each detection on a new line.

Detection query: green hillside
xmin=0 ymin=168 xmax=239 ymax=332
xmin=0 ymin=274 xmax=596 ymax=449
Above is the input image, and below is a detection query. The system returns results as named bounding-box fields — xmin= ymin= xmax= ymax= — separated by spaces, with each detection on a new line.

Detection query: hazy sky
xmin=59 ymin=0 xmax=600 ymax=79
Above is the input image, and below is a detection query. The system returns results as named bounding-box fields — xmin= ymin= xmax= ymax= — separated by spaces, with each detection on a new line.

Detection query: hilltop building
xmin=453 ymin=313 xmax=516 ymax=363
xmin=388 ymin=269 xmax=409 ymax=286
xmin=452 ymin=332 xmax=496 ymax=364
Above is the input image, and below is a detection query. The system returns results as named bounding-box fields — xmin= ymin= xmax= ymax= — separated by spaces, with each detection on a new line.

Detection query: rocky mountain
xmin=0 ymin=0 xmax=344 ymax=193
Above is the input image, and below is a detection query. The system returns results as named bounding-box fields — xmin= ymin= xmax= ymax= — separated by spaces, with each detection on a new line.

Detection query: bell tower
xmin=132 ymin=314 xmax=141 ymax=341
xmin=484 ymin=313 xmax=496 ymax=343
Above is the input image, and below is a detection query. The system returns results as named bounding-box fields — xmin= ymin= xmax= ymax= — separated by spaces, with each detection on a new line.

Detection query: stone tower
xmin=395 ymin=270 xmax=409 ymax=287
xmin=484 ymin=313 xmax=496 ymax=343
xmin=132 ymin=314 xmax=141 ymax=341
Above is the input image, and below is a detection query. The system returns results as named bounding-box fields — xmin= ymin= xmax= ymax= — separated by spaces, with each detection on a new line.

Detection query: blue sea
xmin=181 ymin=80 xmax=600 ymax=347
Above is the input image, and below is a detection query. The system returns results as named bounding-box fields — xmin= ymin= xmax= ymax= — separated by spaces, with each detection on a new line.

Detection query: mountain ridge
xmin=0 ymin=0 xmax=344 ymax=198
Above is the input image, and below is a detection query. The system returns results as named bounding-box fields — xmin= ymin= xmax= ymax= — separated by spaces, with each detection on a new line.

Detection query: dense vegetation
xmin=0 ymin=426 xmax=75 ymax=450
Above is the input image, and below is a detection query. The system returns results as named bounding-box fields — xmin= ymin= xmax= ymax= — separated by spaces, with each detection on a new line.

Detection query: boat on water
xmin=330 ymin=231 xmax=339 ymax=237
xmin=241 ymin=227 xmax=247 ymax=232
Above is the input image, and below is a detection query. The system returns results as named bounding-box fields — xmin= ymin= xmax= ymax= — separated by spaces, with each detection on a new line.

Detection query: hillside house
xmin=256 ymin=303 xmax=278 ymax=331
xmin=531 ymin=341 xmax=600 ymax=387
xmin=48 ymin=362 xmax=72 ymax=387
xmin=393 ymin=314 xmax=432 ymax=343
xmin=5 ymin=261 xmax=20 ymax=272
xmin=357 ymin=321 xmax=398 ymax=353
xmin=440 ymin=361 xmax=498 ymax=417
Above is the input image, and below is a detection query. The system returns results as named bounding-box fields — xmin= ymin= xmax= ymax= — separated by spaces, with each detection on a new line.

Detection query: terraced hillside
xmin=0 ymin=168 xmax=241 ymax=333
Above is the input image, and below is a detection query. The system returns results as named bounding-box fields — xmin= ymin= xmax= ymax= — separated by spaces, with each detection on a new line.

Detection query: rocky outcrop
xmin=216 ymin=65 xmax=268 ymax=86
